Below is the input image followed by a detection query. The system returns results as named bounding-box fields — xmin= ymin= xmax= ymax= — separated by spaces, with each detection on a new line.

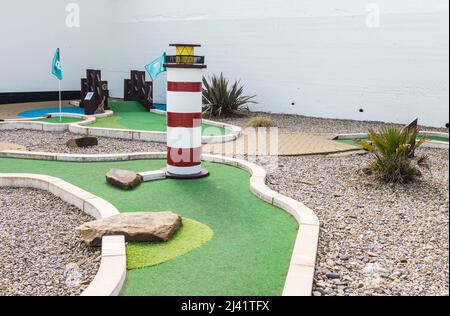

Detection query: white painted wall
xmin=0 ymin=0 xmax=111 ymax=93
xmin=1 ymin=0 xmax=448 ymax=127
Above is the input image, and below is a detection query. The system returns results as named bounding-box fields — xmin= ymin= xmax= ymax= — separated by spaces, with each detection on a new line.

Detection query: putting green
xmin=36 ymin=117 xmax=84 ymax=124
xmin=126 ymin=218 xmax=214 ymax=270
xmin=0 ymin=158 xmax=298 ymax=296
xmin=88 ymin=100 xmax=228 ymax=136
xmin=336 ymin=135 xmax=449 ymax=147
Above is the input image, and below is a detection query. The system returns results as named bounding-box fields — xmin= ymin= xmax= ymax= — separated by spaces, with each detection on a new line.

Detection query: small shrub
xmin=246 ymin=116 xmax=274 ymax=128
xmin=358 ymin=126 xmax=429 ymax=183
xmin=202 ymin=73 xmax=257 ymax=118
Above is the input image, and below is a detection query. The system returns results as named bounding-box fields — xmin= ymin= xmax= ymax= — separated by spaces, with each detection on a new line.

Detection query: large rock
xmin=77 ymin=212 xmax=182 ymax=247
xmin=106 ymin=168 xmax=143 ymax=190
xmin=66 ymin=137 xmax=98 ymax=148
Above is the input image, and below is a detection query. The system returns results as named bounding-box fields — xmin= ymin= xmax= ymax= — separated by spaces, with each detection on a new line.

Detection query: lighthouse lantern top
xmin=165 ymin=43 xmax=206 ymax=69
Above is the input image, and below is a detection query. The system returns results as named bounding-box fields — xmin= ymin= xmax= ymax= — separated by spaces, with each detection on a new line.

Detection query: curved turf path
xmin=88 ymin=100 xmax=228 ymax=136
xmin=36 ymin=117 xmax=84 ymax=124
xmin=0 ymin=158 xmax=298 ymax=296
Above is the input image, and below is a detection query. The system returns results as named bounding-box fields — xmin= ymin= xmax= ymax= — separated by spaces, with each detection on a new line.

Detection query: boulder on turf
xmin=77 ymin=212 xmax=182 ymax=247
xmin=106 ymin=168 xmax=143 ymax=190
xmin=66 ymin=137 xmax=98 ymax=148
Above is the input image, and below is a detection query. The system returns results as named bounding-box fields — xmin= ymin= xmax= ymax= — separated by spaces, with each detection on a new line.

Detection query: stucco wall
xmin=0 ymin=0 xmax=448 ymax=127
xmin=107 ymin=0 xmax=449 ymax=127
xmin=0 ymin=0 xmax=111 ymax=93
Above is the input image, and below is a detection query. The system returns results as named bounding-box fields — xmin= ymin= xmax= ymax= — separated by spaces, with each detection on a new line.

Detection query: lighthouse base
xmin=165 ymin=168 xmax=210 ymax=180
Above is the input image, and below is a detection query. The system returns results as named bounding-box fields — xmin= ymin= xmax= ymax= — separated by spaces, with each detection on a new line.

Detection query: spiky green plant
xmin=202 ymin=73 xmax=257 ymax=117
xmin=358 ymin=126 xmax=429 ymax=183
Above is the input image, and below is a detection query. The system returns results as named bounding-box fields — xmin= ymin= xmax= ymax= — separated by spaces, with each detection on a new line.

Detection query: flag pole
xmin=58 ymin=79 xmax=62 ymax=122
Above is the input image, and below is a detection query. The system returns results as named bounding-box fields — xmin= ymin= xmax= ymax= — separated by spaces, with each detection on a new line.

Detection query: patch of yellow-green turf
xmin=86 ymin=114 xmax=127 ymax=129
xmin=126 ymin=218 xmax=214 ymax=270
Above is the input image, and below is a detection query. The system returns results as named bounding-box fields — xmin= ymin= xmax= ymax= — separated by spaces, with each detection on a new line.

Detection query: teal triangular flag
xmin=145 ymin=52 xmax=167 ymax=81
xmin=51 ymin=48 xmax=63 ymax=80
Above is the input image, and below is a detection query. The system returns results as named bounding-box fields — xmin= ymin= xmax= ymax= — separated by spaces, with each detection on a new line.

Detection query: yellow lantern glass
xmin=175 ymin=46 xmax=195 ymax=65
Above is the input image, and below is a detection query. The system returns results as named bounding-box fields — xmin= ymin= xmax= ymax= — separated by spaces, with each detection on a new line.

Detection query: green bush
xmin=202 ymin=73 xmax=257 ymax=117
xmin=246 ymin=116 xmax=274 ymax=128
xmin=358 ymin=126 xmax=429 ymax=183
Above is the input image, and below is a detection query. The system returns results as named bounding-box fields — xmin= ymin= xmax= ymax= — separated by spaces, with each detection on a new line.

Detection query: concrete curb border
xmin=332 ymin=131 xmax=449 ymax=149
xmin=0 ymin=151 xmax=320 ymax=296
xmin=1 ymin=110 xmax=242 ymax=144
xmin=0 ymin=173 xmax=126 ymax=297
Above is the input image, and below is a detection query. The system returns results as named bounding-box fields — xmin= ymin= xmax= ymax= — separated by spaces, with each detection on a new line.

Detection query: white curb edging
xmin=0 ymin=152 xmax=320 ymax=296
xmin=201 ymin=154 xmax=320 ymax=296
xmin=0 ymin=173 xmax=126 ymax=297
xmin=1 ymin=110 xmax=242 ymax=144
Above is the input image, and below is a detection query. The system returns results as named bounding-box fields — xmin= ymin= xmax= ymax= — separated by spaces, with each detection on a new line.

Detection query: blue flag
xmin=145 ymin=52 xmax=167 ymax=81
xmin=51 ymin=48 xmax=63 ymax=80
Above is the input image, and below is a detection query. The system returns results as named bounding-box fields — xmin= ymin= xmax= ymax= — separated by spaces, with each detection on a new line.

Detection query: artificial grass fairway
xmin=0 ymin=158 xmax=298 ymax=296
xmin=89 ymin=100 xmax=227 ymax=136
xmin=36 ymin=117 xmax=84 ymax=124
xmin=126 ymin=218 xmax=214 ymax=270
xmin=336 ymin=136 xmax=449 ymax=147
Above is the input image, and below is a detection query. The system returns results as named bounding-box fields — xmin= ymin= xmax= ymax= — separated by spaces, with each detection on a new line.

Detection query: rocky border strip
xmin=1 ymin=109 xmax=242 ymax=144
xmin=0 ymin=150 xmax=320 ymax=296
xmin=0 ymin=173 xmax=126 ymax=297
xmin=332 ymin=131 xmax=449 ymax=149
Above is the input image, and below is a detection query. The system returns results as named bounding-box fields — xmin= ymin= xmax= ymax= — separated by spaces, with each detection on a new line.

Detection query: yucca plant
xmin=202 ymin=73 xmax=257 ymax=117
xmin=358 ymin=126 xmax=429 ymax=183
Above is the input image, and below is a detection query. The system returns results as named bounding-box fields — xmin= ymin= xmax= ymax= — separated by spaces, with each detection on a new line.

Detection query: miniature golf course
xmin=88 ymin=100 xmax=228 ymax=136
xmin=0 ymin=157 xmax=298 ymax=296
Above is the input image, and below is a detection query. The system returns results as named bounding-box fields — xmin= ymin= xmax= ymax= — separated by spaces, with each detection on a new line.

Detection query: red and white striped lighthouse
xmin=164 ymin=44 xmax=209 ymax=179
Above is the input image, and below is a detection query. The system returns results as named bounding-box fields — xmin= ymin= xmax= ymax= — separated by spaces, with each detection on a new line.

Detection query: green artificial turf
xmin=336 ymin=135 xmax=449 ymax=147
xmin=88 ymin=100 xmax=228 ymax=136
xmin=0 ymin=158 xmax=298 ymax=296
xmin=126 ymin=218 xmax=214 ymax=270
xmin=36 ymin=117 xmax=84 ymax=124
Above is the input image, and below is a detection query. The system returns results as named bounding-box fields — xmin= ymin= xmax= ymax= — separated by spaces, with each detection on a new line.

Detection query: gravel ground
xmin=0 ymin=130 xmax=166 ymax=154
xmin=216 ymin=112 xmax=449 ymax=134
xmin=264 ymin=148 xmax=449 ymax=296
xmin=0 ymin=187 xmax=100 ymax=296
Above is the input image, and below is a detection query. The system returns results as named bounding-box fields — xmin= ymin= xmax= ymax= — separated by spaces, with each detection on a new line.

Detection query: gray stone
xmin=106 ymin=168 xmax=143 ymax=190
xmin=66 ymin=137 xmax=98 ymax=148
xmin=77 ymin=212 xmax=182 ymax=247
xmin=326 ymin=272 xmax=341 ymax=280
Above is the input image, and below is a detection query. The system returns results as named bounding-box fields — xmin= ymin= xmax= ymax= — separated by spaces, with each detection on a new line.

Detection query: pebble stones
xmin=266 ymin=147 xmax=449 ymax=296
xmin=0 ymin=130 xmax=166 ymax=154
xmin=0 ymin=187 xmax=100 ymax=296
